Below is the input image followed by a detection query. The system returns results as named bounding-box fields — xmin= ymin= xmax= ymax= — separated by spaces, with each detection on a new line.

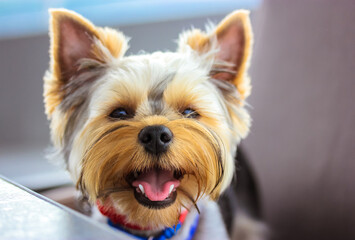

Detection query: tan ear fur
xmin=45 ymin=9 xmax=129 ymax=116
xmin=178 ymin=10 xmax=253 ymax=100
xmin=216 ymin=10 xmax=253 ymax=100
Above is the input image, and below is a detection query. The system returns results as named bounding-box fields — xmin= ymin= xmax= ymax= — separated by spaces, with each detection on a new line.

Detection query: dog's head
xmin=44 ymin=9 xmax=253 ymax=230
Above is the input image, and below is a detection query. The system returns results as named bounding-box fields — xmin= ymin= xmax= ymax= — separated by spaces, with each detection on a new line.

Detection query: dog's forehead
xmin=96 ymin=52 xmax=210 ymax=96
xmin=117 ymin=53 xmax=179 ymax=89
xmin=116 ymin=51 xmax=209 ymax=81
xmin=88 ymin=51 xmax=222 ymax=118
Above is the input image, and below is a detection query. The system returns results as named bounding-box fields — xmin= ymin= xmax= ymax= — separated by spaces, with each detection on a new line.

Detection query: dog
xmin=43 ymin=8 xmax=264 ymax=240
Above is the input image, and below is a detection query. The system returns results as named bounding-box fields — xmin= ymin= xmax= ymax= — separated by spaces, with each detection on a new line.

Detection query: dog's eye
xmin=109 ymin=108 xmax=130 ymax=119
xmin=182 ymin=108 xmax=199 ymax=118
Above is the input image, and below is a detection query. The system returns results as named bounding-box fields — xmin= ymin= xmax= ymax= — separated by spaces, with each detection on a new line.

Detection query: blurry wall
xmin=245 ymin=0 xmax=355 ymax=240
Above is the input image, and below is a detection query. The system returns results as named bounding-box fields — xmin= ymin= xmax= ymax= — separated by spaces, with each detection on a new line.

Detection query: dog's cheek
xmin=75 ymin=118 xmax=141 ymax=200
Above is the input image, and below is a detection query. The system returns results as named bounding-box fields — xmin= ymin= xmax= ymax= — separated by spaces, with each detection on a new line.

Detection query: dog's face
xmin=44 ymin=9 xmax=253 ymax=229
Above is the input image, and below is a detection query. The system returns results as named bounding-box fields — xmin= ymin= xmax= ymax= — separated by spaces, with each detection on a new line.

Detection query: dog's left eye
xmin=182 ymin=108 xmax=199 ymax=118
xmin=109 ymin=108 xmax=130 ymax=119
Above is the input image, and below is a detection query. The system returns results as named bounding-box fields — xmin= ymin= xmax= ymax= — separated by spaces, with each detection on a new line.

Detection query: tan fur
xmin=78 ymin=112 xmax=225 ymax=227
xmin=44 ymin=9 xmax=129 ymax=116
xmin=215 ymin=10 xmax=253 ymax=100
xmin=178 ymin=10 xmax=253 ymax=100
xmin=43 ymin=8 xmax=254 ymax=235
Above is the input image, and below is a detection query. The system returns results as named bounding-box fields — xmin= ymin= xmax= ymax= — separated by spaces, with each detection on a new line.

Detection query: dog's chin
xmin=101 ymin=192 xmax=182 ymax=230
xmin=96 ymin=168 xmax=193 ymax=229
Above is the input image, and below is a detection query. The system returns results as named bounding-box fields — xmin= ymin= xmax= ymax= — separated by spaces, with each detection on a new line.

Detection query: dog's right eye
xmin=109 ymin=108 xmax=130 ymax=120
xmin=182 ymin=108 xmax=199 ymax=118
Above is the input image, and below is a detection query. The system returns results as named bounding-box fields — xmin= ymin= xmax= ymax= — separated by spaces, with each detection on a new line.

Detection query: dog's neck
xmin=97 ymin=201 xmax=190 ymax=238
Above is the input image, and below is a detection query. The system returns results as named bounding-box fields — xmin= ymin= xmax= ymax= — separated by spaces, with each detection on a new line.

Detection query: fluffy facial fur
xmin=44 ymin=8 xmax=253 ymax=231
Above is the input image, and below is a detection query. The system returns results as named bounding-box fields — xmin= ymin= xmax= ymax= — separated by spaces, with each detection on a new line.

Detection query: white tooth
xmin=169 ymin=184 xmax=174 ymax=194
xmin=139 ymin=184 xmax=145 ymax=194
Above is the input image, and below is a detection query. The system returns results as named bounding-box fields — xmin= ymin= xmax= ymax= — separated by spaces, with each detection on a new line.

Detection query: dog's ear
xmin=178 ymin=10 xmax=253 ymax=100
xmin=45 ymin=9 xmax=129 ymax=116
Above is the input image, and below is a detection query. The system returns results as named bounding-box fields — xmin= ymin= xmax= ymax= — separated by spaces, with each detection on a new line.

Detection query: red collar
xmin=97 ymin=200 xmax=189 ymax=231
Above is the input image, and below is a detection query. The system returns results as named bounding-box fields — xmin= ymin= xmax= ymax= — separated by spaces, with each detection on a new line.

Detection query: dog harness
xmin=97 ymin=201 xmax=199 ymax=240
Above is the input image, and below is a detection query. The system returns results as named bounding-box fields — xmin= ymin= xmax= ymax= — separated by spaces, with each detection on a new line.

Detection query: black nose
xmin=138 ymin=125 xmax=173 ymax=155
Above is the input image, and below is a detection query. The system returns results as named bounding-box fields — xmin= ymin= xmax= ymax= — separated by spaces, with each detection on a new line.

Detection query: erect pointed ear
xmin=45 ymin=9 xmax=129 ymax=115
xmin=178 ymin=10 xmax=253 ymax=100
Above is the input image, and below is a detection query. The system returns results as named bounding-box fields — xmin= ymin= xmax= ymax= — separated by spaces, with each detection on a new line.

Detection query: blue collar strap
xmin=108 ymin=215 xmax=199 ymax=240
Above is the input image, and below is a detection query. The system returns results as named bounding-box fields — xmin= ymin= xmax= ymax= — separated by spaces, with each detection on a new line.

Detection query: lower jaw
xmin=96 ymin=192 xmax=179 ymax=231
xmin=133 ymin=190 xmax=177 ymax=209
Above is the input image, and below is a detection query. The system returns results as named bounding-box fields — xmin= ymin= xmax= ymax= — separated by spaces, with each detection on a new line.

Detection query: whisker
xmin=86 ymin=124 xmax=128 ymax=157
xmin=178 ymin=188 xmax=200 ymax=214
xmin=179 ymin=122 xmax=224 ymax=192
xmin=97 ymin=186 xmax=131 ymax=199
xmin=76 ymin=170 xmax=85 ymax=193
xmin=197 ymin=123 xmax=225 ymax=195
xmin=209 ymin=68 xmax=236 ymax=76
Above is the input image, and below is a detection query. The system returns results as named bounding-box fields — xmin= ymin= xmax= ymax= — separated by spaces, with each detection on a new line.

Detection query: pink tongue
xmin=132 ymin=169 xmax=180 ymax=201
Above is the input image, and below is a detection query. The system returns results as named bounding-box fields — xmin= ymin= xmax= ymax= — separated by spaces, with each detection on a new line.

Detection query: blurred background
xmin=0 ymin=0 xmax=354 ymax=240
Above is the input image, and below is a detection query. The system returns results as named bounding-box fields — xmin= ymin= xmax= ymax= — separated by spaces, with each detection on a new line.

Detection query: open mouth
xmin=126 ymin=168 xmax=183 ymax=209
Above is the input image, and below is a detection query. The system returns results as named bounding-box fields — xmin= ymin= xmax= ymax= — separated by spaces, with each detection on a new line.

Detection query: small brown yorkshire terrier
xmin=44 ymin=8 xmax=264 ymax=240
